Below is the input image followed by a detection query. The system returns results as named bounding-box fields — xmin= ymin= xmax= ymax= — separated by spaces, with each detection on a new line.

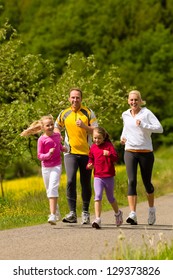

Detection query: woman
xmin=120 ymin=90 xmax=163 ymax=225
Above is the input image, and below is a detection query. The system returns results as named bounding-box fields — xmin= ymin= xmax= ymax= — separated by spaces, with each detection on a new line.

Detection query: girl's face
xmin=93 ymin=131 xmax=104 ymax=145
xmin=42 ymin=119 xmax=54 ymax=135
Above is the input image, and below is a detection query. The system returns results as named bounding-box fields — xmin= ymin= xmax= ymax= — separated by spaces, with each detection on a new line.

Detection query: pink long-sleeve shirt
xmin=37 ymin=132 xmax=64 ymax=167
xmin=87 ymin=141 xmax=118 ymax=177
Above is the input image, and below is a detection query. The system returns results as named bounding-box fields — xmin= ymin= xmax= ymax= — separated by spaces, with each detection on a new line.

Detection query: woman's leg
xmin=124 ymin=151 xmax=138 ymax=212
xmin=139 ymin=152 xmax=155 ymax=207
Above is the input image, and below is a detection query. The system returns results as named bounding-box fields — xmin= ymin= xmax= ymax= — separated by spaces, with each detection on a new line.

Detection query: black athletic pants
xmin=124 ymin=151 xmax=155 ymax=196
xmin=64 ymin=153 xmax=92 ymax=213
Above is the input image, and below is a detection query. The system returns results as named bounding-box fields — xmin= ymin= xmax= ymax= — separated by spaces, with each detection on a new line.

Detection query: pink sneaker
xmin=115 ymin=210 xmax=123 ymax=226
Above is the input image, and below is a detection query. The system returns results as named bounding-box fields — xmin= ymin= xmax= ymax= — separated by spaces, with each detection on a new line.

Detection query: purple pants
xmin=94 ymin=177 xmax=115 ymax=203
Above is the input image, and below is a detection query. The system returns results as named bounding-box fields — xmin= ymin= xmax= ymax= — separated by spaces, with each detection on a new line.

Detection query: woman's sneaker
xmin=92 ymin=217 xmax=101 ymax=229
xmin=115 ymin=210 xmax=123 ymax=226
xmin=148 ymin=207 xmax=156 ymax=225
xmin=48 ymin=214 xmax=57 ymax=225
xmin=126 ymin=211 xmax=138 ymax=225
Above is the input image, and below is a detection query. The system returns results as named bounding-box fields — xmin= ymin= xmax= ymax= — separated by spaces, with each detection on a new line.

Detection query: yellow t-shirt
xmin=55 ymin=105 xmax=97 ymax=155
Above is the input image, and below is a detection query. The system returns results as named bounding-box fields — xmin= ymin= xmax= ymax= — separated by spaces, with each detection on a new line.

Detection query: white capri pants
xmin=41 ymin=165 xmax=62 ymax=198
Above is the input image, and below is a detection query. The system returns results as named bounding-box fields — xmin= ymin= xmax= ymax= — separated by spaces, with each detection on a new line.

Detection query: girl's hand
xmin=103 ymin=150 xmax=109 ymax=156
xmin=49 ymin=148 xmax=55 ymax=155
xmin=87 ymin=163 xmax=94 ymax=169
xmin=62 ymin=146 xmax=68 ymax=152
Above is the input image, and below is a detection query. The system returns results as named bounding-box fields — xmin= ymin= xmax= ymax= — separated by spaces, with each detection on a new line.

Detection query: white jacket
xmin=120 ymin=107 xmax=163 ymax=151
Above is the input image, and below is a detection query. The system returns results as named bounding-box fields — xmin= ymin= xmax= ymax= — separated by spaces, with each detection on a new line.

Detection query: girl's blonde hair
xmin=128 ymin=90 xmax=146 ymax=105
xmin=20 ymin=115 xmax=54 ymax=137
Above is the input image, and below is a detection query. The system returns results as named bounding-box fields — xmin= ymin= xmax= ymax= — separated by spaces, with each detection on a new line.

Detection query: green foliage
xmin=0 ymin=22 xmax=56 ymax=180
xmin=0 ymin=0 xmax=172 ymax=144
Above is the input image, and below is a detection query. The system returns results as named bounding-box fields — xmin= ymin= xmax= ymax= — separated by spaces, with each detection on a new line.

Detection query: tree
xmin=0 ymin=22 xmax=56 ymax=194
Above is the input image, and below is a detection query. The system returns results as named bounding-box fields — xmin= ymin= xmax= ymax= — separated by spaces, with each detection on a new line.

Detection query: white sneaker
xmin=92 ymin=217 xmax=101 ymax=229
xmin=48 ymin=214 xmax=56 ymax=225
xmin=148 ymin=207 xmax=156 ymax=225
xmin=81 ymin=211 xmax=90 ymax=224
xmin=56 ymin=204 xmax=61 ymax=221
xmin=126 ymin=211 xmax=137 ymax=225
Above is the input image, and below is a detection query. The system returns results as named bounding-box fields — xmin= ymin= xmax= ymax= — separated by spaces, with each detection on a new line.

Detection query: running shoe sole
xmin=126 ymin=217 xmax=138 ymax=225
xmin=92 ymin=222 xmax=101 ymax=229
xmin=62 ymin=218 xmax=77 ymax=223
xmin=48 ymin=220 xmax=56 ymax=225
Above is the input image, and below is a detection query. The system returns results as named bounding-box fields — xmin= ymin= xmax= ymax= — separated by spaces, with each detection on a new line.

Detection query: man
xmin=54 ymin=88 xmax=98 ymax=224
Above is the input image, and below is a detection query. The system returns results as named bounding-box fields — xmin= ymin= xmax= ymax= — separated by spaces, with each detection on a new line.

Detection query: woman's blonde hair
xmin=128 ymin=90 xmax=146 ymax=105
xmin=20 ymin=115 xmax=54 ymax=137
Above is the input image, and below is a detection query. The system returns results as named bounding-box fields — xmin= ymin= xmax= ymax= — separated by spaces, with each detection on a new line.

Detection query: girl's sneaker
xmin=92 ymin=217 xmax=101 ymax=229
xmin=48 ymin=214 xmax=56 ymax=225
xmin=115 ymin=210 xmax=123 ymax=226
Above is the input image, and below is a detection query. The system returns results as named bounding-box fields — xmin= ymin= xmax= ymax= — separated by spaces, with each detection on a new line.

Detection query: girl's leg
xmin=94 ymin=200 xmax=102 ymax=218
xmin=104 ymin=177 xmax=119 ymax=213
xmin=49 ymin=197 xmax=57 ymax=214
xmin=48 ymin=165 xmax=62 ymax=215
xmin=93 ymin=177 xmax=104 ymax=217
xmin=110 ymin=200 xmax=119 ymax=213
xmin=104 ymin=177 xmax=123 ymax=226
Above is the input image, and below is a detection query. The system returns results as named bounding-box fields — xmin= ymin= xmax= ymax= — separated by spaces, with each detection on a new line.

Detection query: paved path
xmin=0 ymin=193 xmax=173 ymax=260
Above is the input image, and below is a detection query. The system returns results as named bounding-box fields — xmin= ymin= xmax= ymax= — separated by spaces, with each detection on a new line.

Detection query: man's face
xmin=69 ymin=90 xmax=82 ymax=111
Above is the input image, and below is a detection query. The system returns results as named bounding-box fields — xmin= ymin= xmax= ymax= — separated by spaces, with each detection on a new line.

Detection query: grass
xmin=103 ymin=230 xmax=173 ymax=260
xmin=1 ymin=146 xmax=173 ymax=230
xmin=0 ymin=145 xmax=173 ymax=259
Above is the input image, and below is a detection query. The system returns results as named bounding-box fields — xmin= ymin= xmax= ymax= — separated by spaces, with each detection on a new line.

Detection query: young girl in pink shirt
xmin=87 ymin=127 xmax=123 ymax=229
xmin=21 ymin=115 xmax=67 ymax=225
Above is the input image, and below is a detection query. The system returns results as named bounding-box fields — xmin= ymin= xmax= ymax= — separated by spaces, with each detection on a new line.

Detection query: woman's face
xmin=128 ymin=93 xmax=141 ymax=110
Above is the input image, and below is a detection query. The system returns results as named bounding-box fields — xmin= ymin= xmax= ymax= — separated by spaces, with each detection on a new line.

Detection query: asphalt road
xmin=0 ymin=193 xmax=173 ymax=260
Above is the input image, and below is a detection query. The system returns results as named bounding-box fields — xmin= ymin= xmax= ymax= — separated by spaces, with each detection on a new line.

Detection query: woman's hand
xmin=120 ymin=137 xmax=127 ymax=145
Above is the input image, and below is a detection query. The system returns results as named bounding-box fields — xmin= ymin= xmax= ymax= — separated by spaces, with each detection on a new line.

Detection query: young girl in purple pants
xmin=87 ymin=127 xmax=123 ymax=229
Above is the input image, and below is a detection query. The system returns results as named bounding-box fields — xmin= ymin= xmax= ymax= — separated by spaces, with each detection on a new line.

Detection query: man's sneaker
xmin=126 ymin=211 xmax=138 ymax=225
xmin=115 ymin=210 xmax=123 ymax=226
xmin=92 ymin=217 xmax=101 ymax=229
xmin=148 ymin=207 xmax=156 ymax=225
xmin=56 ymin=204 xmax=61 ymax=221
xmin=62 ymin=211 xmax=77 ymax=223
xmin=81 ymin=211 xmax=90 ymax=224
xmin=48 ymin=214 xmax=56 ymax=225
